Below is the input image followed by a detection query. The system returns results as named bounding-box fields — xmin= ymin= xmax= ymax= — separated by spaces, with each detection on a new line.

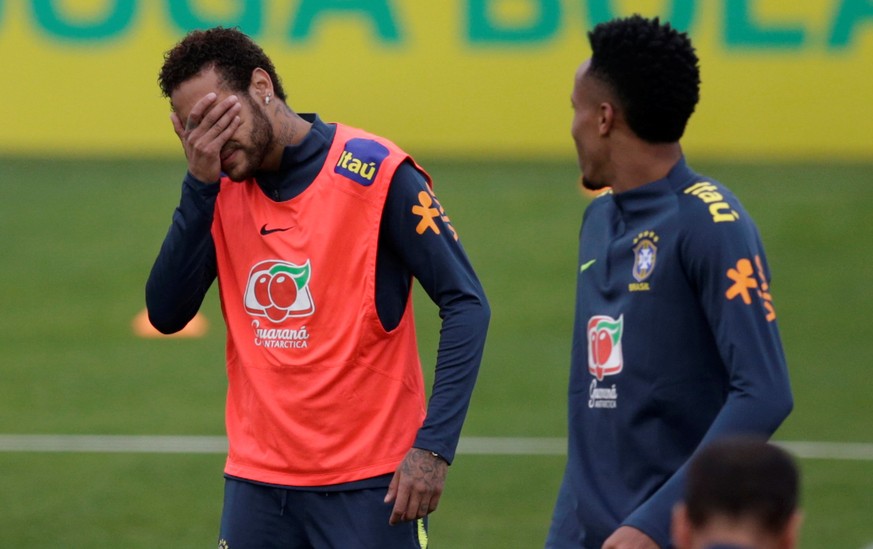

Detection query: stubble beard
xmin=222 ymin=96 xmax=275 ymax=182
xmin=576 ymin=144 xmax=608 ymax=191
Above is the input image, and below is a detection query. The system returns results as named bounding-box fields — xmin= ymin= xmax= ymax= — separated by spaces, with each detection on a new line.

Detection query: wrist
xmin=419 ymin=448 xmax=448 ymax=464
xmin=186 ymin=171 xmax=220 ymax=186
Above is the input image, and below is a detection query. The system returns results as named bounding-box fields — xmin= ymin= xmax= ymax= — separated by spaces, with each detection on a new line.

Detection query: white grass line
xmin=458 ymin=437 xmax=568 ymax=455
xmin=0 ymin=435 xmax=872 ymax=461
xmin=0 ymin=435 xmax=227 ymax=454
xmin=776 ymin=441 xmax=873 ymax=461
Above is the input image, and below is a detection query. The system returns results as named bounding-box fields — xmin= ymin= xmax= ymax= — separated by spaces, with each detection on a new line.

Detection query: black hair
xmin=685 ymin=437 xmax=800 ymax=533
xmin=158 ymin=26 xmax=287 ymax=101
xmin=587 ymin=14 xmax=700 ymax=143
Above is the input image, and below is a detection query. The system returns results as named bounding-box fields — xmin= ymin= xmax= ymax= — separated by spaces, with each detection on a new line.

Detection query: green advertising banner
xmin=2 ymin=0 xmax=872 ymax=159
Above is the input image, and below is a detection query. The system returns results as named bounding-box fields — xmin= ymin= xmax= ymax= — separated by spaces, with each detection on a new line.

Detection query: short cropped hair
xmin=685 ymin=437 xmax=800 ymax=533
xmin=587 ymin=15 xmax=700 ymax=143
xmin=159 ymin=27 xmax=287 ymax=102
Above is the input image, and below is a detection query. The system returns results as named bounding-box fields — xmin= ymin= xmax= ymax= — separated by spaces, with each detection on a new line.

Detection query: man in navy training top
xmin=671 ymin=436 xmax=803 ymax=549
xmin=546 ymin=15 xmax=793 ymax=549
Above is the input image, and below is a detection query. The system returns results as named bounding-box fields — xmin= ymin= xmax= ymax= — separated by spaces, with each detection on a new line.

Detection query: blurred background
xmin=1 ymin=1 xmax=871 ymax=547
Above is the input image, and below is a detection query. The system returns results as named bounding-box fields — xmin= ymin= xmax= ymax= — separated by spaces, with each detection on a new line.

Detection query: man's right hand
xmin=170 ymin=92 xmax=242 ymax=183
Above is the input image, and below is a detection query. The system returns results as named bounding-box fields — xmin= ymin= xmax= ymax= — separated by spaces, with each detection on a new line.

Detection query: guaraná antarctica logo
xmin=244 ymin=259 xmax=314 ymax=321
xmin=587 ymin=314 xmax=624 ymax=409
xmin=245 ymin=260 xmax=315 ymax=349
xmin=587 ymin=314 xmax=624 ymax=381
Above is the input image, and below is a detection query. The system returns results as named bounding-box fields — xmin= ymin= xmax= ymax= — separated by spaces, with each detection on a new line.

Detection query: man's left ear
xmin=250 ymin=67 xmax=274 ymax=104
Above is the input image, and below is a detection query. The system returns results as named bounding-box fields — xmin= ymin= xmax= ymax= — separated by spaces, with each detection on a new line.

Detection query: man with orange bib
xmin=147 ymin=27 xmax=490 ymax=548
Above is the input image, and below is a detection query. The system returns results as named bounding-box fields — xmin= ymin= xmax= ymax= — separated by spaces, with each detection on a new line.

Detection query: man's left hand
xmin=384 ymin=447 xmax=448 ymax=525
xmin=602 ymin=525 xmax=660 ymax=549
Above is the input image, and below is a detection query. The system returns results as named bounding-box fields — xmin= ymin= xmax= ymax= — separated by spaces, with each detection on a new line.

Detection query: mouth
xmin=220 ymin=148 xmax=238 ymax=163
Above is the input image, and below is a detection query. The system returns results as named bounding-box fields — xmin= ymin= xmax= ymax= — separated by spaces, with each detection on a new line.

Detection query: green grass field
xmin=1 ymin=157 xmax=871 ymax=548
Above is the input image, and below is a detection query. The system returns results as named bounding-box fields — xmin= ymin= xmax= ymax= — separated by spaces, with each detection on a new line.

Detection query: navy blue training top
xmin=146 ymin=114 xmax=490 ymax=488
xmin=547 ymin=158 xmax=792 ymax=548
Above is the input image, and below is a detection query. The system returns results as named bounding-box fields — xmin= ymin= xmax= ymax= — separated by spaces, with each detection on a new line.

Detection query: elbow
xmin=776 ymin=387 xmax=794 ymax=424
xmin=771 ymin=374 xmax=794 ymax=424
xmin=146 ymin=307 xmax=185 ymax=335
xmin=759 ymin=383 xmax=794 ymax=431
xmin=478 ymin=295 xmax=492 ymax=328
xmin=446 ymin=290 xmax=491 ymax=330
xmin=145 ymin=287 xmax=189 ymax=335
xmin=468 ymin=294 xmax=491 ymax=338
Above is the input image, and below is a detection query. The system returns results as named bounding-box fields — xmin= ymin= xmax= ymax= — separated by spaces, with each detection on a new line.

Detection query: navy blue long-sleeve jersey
xmin=547 ymin=158 xmax=792 ymax=548
xmin=146 ymin=114 xmax=490 ymax=486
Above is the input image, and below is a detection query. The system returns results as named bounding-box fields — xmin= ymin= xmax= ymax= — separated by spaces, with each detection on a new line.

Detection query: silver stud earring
xmin=265 ymin=94 xmax=272 ymax=105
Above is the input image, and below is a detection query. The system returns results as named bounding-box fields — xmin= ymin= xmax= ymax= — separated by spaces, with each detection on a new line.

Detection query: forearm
xmin=623 ymin=383 xmax=793 ymax=547
xmin=414 ymin=293 xmax=490 ymax=462
xmin=146 ymin=174 xmax=219 ymax=334
xmin=381 ymin=160 xmax=491 ymax=463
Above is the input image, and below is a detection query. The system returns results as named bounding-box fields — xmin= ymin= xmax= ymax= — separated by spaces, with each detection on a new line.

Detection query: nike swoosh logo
xmin=580 ymin=259 xmax=597 ymax=273
xmin=260 ymin=224 xmax=293 ymax=236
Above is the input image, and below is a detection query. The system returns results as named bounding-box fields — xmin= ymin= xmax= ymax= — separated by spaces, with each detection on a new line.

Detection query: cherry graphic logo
xmin=244 ymin=260 xmax=314 ymax=322
xmin=587 ymin=315 xmax=624 ymax=381
xmin=591 ymin=328 xmax=614 ymax=380
xmin=269 ymin=274 xmax=298 ymax=308
xmin=253 ymin=274 xmax=272 ymax=306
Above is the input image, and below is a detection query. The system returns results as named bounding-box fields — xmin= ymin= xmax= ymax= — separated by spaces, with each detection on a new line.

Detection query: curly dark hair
xmin=158 ymin=27 xmax=287 ymax=102
xmin=685 ymin=437 xmax=799 ymax=533
xmin=588 ymin=15 xmax=700 ymax=143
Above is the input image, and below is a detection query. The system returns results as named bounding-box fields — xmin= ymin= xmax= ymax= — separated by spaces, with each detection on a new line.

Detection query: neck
xmin=608 ymin=141 xmax=683 ymax=194
xmin=262 ymin=102 xmax=313 ymax=171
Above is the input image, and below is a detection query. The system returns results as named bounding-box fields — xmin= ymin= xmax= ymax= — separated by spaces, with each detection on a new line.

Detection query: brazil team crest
xmin=632 ymin=230 xmax=658 ymax=282
xmin=244 ymin=259 xmax=314 ymax=322
xmin=587 ymin=314 xmax=624 ymax=381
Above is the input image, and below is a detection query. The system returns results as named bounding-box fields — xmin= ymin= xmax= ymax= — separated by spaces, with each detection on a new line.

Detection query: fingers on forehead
xmin=189 ymin=92 xmax=218 ymax=118
xmin=169 ymin=112 xmax=184 ymax=133
xmin=172 ymin=92 xmax=217 ymax=125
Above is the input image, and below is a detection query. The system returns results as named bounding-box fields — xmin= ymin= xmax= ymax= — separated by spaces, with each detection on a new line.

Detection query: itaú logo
xmin=243 ymin=260 xmax=314 ymax=322
xmin=587 ymin=314 xmax=624 ymax=381
xmin=334 ymin=138 xmax=389 ymax=186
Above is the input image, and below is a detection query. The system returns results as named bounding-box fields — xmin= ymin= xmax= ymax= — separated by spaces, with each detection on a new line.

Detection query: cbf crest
xmin=630 ymin=230 xmax=659 ymax=292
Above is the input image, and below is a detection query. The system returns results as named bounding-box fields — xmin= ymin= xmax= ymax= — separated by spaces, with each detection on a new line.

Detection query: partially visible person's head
xmin=587 ymin=15 xmax=699 ymax=144
xmin=158 ymin=26 xmax=286 ymax=101
xmin=672 ymin=437 xmax=802 ymax=549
